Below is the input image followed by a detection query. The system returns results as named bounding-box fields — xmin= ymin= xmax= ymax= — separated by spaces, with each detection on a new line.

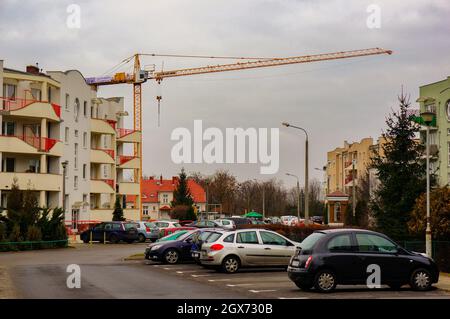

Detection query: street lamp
xmin=61 ymin=160 xmax=69 ymax=225
xmin=282 ymin=122 xmax=310 ymax=224
xmin=421 ymin=111 xmax=435 ymax=258
xmin=286 ymin=173 xmax=301 ymax=220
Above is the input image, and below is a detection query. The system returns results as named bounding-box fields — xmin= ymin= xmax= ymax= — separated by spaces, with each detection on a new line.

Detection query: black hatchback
xmin=287 ymin=229 xmax=439 ymax=293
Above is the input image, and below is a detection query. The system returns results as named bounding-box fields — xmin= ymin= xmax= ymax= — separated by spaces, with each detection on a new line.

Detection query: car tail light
xmin=305 ymin=256 xmax=313 ymax=269
xmin=210 ymin=244 xmax=224 ymax=251
xmin=145 ymin=227 xmax=151 ymax=232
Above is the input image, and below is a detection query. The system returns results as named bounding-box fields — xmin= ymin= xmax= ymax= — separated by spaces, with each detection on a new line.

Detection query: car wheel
xmin=410 ymin=268 xmax=432 ymax=291
xmin=314 ymin=269 xmax=337 ymax=293
xmin=82 ymin=237 xmax=89 ymax=244
xmin=294 ymin=281 xmax=313 ymax=291
xmin=222 ymin=256 xmax=240 ymax=274
xmin=164 ymin=249 xmax=180 ymax=264
xmin=138 ymin=234 xmax=146 ymax=243
xmin=109 ymin=234 xmax=119 ymax=244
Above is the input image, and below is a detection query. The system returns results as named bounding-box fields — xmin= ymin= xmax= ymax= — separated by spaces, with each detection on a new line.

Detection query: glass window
xmin=104 ymin=223 xmax=112 ymax=231
xmin=205 ymin=232 xmax=222 ymax=243
xmin=74 ymin=98 xmax=80 ymax=121
xmin=236 ymin=231 xmax=259 ymax=244
xmin=112 ymin=223 xmax=122 ymax=230
xmin=156 ymin=222 xmax=169 ymax=228
xmin=82 ymin=164 xmax=87 ymax=179
xmin=65 ymin=127 xmax=69 ymax=143
xmin=2 ymin=122 xmax=15 ymax=135
xmin=74 ymin=176 xmax=78 ymax=189
xmin=65 ymin=94 xmax=70 ymax=110
xmin=300 ymin=232 xmax=326 ymax=250
xmin=356 ymin=233 xmax=397 ymax=253
xmin=173 ymin=223 xmax=181 ymax=227
xmin=83 ymin=101 xmax=87 ymax=117
xmin=94 ymin=223 xmax=105 ymax=231
xmin=223 ymin=234 xmax=235 ymax=243
xmin=260 ymin=231 xmax=288 ymax=246
xmin=83 ymin=132 xmax=87 ymax=148
xmin=221 ymin=220 xmax=230 ymax=225
xmin=124 ymin=223 xmax=138 ymax=230
xmin=327 ymin=234 xmax=352 ymax=252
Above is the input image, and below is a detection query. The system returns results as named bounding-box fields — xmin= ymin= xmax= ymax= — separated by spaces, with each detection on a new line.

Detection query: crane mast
xmin=86 ymin=47 xmax=392 ymax=219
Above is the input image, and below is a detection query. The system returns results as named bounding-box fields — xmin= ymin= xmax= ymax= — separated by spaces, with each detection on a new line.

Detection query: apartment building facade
xmin=418 ymin=76 xmax=450 ymax=187
xmin=324 ymin=136 xmax=385 ymax=224
xmin=127 ymin=176 xmax=206 ymax=220
xmin=0 ymin=60 xmax=141 ymax=230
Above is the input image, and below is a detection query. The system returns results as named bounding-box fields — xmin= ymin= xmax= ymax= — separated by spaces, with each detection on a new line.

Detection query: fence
xmin=402 ymin=240 xmax=450 ymax=272
xmin=0 ymin=239 xmax=68 ymax=252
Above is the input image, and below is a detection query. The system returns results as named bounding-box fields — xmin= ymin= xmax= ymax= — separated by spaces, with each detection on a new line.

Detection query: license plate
xmin=192 ymin=252 xmax=199 ymax=258
xmin=291 ymin=260 xmax=300 ymax=267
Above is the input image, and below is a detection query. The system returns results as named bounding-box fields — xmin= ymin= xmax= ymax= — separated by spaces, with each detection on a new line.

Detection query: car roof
xmin=316 ymin=228 xmax=385 ymax=235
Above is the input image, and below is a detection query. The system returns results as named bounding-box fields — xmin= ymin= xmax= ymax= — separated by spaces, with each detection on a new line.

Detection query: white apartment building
xmin=0 ymin=60 xmax=141 ymax=231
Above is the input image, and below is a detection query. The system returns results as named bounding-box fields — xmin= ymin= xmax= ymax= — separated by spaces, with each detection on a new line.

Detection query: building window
xmin=2 ymin=158 xmax=15 ymax=172
xmin=2 ymin=121 xmax=15 ymax=136
xmin=74 ymin=130 xmax=78 ymax=138
xmin=143 ymin=206 xmax=149 ymax=216
xmin=83 ymin=101 xmax=87 ymax=117
xmin=448 ymin=142 xmax=450 ymax=166
xmin=83 ymin=132 xmax=87 ymax=148
xmin=74 ymin=143 xmax=78 ymax=169
xmin=83 ymin=164 xmax=87 ymax=179
xmin=3 ymin=84 xmax=16 ymax=99
xmin=74 ymin=98 xmax=80 ymax=122
xmin=65 ymin=94 xmax=70 ymax=110
xmin=31 ymin=88 xmax=41 ymax=101
xmin=447 ymin=128 xmax=450 ymax=136
xmin=446 ymin=100 xmax=450 ymax=121
xmin=162 ymin=194 xmax=168 ymax=204
xmin=83 ymin=194 xmax=87 ymax=204
xmin=103 ymin=165 xmax=107 ymax=178
xmin=65 ymin=127 xmax=69 ymax=143
xmin=74 ymin=176 xmax=78 ymax=189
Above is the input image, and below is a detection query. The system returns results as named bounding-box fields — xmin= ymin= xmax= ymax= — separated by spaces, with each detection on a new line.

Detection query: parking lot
xmin=142 ymin=259 xmax=450 ymax=299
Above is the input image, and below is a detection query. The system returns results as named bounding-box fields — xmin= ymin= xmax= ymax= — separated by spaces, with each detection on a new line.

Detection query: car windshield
xmin=159 ymin=230 xmax=188 ymax=242
xmin=300 ymin=232 xmax=326 ymax=250
xmin=173 ymin=223 xmax=181 ymax=227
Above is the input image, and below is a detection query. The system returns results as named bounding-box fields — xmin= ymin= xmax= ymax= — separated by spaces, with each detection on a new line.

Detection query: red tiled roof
xmin=326 ymin=190 xmax=349 ymax=197
xmin=126 ymin=177 xmax=206 ymax=205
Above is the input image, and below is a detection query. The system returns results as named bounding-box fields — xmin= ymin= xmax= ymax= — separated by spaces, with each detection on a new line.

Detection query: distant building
xmin=417 ymin=76 xmax=450 ymax=187
xmin=127 ymin=176 xmax=206 ymax=220
xmin=324 ymin=136 xmax=386 ymax=225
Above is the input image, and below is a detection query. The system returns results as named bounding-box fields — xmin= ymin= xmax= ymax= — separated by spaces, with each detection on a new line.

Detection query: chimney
xmin=26 ymin=64 xmax=40 ymax=75
xmin=160 ymin=175 xmax=163 ymax=183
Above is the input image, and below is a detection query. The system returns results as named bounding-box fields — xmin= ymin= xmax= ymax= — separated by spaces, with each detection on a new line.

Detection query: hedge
xmin=0 ymin=239 xmax=68 ymax=252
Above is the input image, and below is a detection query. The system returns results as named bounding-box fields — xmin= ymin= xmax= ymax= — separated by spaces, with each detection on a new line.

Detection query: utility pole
xmin=352 ymin=159 xmax=356 ymax=223
xmin=262 ymin=185 xmax=265 ymax=218
xmin=286 ymin=173 xmax=300 ymax=220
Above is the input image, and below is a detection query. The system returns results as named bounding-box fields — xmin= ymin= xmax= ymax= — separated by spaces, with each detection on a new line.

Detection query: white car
xmin=153 ymin=220 xmax=181 ymax=229
xmin=213 ymin=219 xmax=236 ymax=230
xmin=199 ymin=229 xmax=299 ymax=273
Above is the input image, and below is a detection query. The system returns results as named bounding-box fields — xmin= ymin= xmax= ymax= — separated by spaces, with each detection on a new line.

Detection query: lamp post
xmin=61 ymin=160 xmax=69 ymax=225
xmin=286 ymin=173 xmax=301 ymax=220
xmin=282 ymin=122 xmax=309 ymax=225
xmin=421 ymin=111 xmax=434 ymax=258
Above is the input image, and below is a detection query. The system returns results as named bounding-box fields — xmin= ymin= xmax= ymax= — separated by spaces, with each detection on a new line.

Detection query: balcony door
xmin=23 ymin=124 xmax=41 ymax=148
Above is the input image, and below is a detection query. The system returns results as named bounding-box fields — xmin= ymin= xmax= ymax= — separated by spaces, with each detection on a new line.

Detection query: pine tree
xmin=171 ymin=168 xmax=196 ymax=220
xmin=370 ymin=92 xmax=426 ymax=240
xmin=112 ymin=196 xmax=125 ymax=221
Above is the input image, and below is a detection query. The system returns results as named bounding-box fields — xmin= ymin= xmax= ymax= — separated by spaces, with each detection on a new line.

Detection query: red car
xmin=159 ymin=226 xmax=196 ymax=238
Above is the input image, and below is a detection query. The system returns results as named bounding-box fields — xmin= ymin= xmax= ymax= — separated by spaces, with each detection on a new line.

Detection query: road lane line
xmin=208 ymin=279 xmax=231 ymax=282
xmin=226 ymin=283 xmax=254 ymax=287
xmin=191 ymin=274 xmax=212 ymax=277
xmin=176 ymin=270 xmax=199 ymax=274
xmin=278 ymin=297 xmax=309 ymax=299
xmin=249 ymin=289 xmax=277 ymax=293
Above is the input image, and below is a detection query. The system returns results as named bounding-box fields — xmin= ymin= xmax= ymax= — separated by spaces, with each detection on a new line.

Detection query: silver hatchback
xmin=199 ymin=229 xmax=299 ymax=273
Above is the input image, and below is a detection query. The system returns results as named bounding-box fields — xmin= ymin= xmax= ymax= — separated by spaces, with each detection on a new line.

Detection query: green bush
xmin=26 ymin=225 xmax=42 ymax=241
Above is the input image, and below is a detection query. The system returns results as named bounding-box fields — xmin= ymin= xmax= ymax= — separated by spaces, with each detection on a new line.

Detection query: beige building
xmin=0 ymin=60 xmax=141 ymax=231
xmin=324 ymin=136 xmax=386 ymax=224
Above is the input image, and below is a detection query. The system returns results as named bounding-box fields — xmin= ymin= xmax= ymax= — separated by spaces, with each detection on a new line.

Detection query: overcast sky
xmin=1 ymin=0 xmax=449 ymax=188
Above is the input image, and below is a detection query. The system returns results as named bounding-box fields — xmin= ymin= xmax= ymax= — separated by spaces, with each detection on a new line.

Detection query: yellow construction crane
xmin=86 ymin=47 xmax=392 ymax=218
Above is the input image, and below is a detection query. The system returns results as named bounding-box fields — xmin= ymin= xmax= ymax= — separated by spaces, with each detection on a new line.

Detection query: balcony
xmin=0 ymin=97 xmax=61 ymax=121
xmin=90 ymin=179 xmax=115 ymax=193
xmin=117 ymin=182 xmax=140 ymax=195
xmin=90 ymin=148 xmax=115 ymax=164
xmin=116 ymin=128 xmax=141 ymax=143
xmin=90 ymin=118 xmax=116 ymax=135
xmin=0 ymin=135 xmax=62 ymax=156
xmin=117 ymin=155 xmax=140 ymax=169
xmin=0 ymin=172 xmax=61 ymax=191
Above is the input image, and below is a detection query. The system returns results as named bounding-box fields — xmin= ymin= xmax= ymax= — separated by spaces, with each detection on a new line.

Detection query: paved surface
xmin=1 ymin=243 xmax=449 ymax=299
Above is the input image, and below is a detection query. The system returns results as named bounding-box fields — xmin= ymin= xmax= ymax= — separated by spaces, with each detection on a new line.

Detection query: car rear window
xmin=205 ymin=232 xmax=222 ymax=243
xmin=223 ymin=234 xmax=235 ymax=243
xmin=300 ymin=232 xmax=326 ymax=250
xmin=222 ymin=220 xmax=231 ymax=225
xmin=173 ymin=223 xmax=181 ymax=227
xmin=145 ymin=222 xmax=156 ymax=228
xmin=124 ymin=223 xmax=138 ymax=230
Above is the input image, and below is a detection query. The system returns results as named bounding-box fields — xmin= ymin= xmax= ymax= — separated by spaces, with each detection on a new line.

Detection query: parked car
xmin=153 ymin=220 xmax=182 ymax=229
xmin=214 ymin=219 xmax=236 ymax=230
xmin=145 ymin=229 xmax=201 ymax=264
xmin=157 ymin=230 xmax=190 ymax=242
xmin=190 ymin=229 xmax=228 ymax=264
xmin=287 ymin=229 xmax=440 ymax=293
xmin=179 ymin=220 xmax=194 ymax=226
xmin=199 ymin=229 xmax=299 ymax=273
xmin=223 ymin=217 xmax=252 ymax=229
xmin=186 ymin=220 xmax=222 ymax=228
xmin=135 ymin=221 xmax=160 ymax=243
xmin=80 ymin=221 xmax=139 ymax=244
xmin=159 ymin=226 xmax=196 ymax=238
xmin=311 ymin=216 xmax=324 ymax=224
xmin=281 ymin=215 xmax=297 ymax=225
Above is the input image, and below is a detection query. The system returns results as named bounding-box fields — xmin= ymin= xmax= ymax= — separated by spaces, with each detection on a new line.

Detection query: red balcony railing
xmin=92 ymin=179 xmax=115 ymax=189
xmin=93 ymin=148 xmax=115 ymax=158
xmin=0 ymin=97 xmax=61 ymax=118
xmin=116 ymin=128 xmax=139 ymax=139
xmin=1 ymin=134 xmax=59 ymax=152
xmin=118 ymin=155 xmax=137 ymax=165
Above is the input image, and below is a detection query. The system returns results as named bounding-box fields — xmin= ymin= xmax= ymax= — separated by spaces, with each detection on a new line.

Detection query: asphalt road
xmin=1 ymin=243 xmax=449 ymax=299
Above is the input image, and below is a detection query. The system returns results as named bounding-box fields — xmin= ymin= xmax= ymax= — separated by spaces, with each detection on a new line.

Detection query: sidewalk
xmin=437 ymin=273 xmax=450 ymax=292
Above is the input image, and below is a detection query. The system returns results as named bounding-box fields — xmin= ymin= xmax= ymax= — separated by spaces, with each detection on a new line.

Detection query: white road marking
xmin=208 ymin=279 xmax=231 ymax=282
xmin=191 ymin=274 xmax=212 ymax=277
xmin=176 ymin=270 xmax=198 ymax=274
xmin=278 ymin=297 xmax=309 ymax=299
xmin=226 ymin=283 xmax=254 ymax=287
xmin=249 ymin=289 xmax=277 ymax=293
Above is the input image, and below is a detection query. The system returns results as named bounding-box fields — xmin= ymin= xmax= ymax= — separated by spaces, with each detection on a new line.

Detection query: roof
xmin=127 ymin=177 xmax=206 ymax=204
xmin=326 ymin=190 xmax=348 ymax=197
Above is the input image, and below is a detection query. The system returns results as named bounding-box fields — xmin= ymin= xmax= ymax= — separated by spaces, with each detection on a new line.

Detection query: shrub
xmin=26 ymin=225 xmax=42 ymax=241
